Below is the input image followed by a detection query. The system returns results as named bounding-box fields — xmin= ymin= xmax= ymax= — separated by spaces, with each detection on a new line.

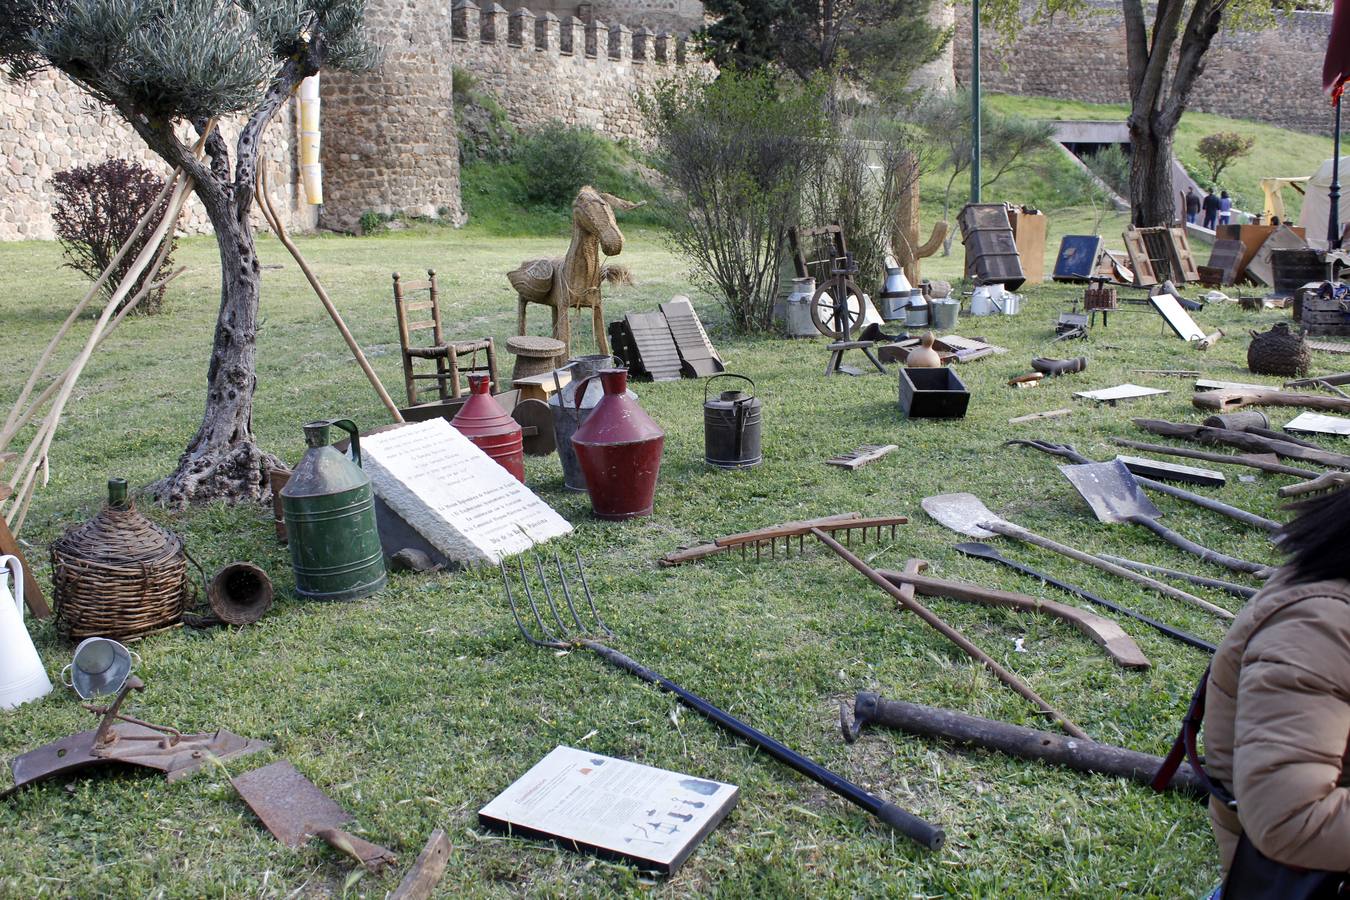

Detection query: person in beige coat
xmin=1202 ymin=486 xmax=1350 ymax=891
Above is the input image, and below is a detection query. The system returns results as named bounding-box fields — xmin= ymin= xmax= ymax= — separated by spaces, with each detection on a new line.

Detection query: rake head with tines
xmin=495 ymin=545 xmax=945 ymax=849
xmin=499 ymin=550 xmax=611 ymax=649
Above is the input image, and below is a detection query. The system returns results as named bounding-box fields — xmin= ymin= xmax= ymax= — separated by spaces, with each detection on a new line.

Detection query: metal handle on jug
xmin=572 ymin=375 xmax=601 ymax=412
xmin=703 ymin=373 xmax=756 ymax=404
xmin=0 ymin=554 xmax=23 ymax=619
xmin=331 ymin=419 xmax=362 ymax=468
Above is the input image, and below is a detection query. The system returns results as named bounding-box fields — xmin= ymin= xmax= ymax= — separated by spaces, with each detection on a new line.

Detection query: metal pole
xmin=1331 ymin=94 xmax=1343 ymax=249
xmin=970 ymin=0 xmax=982 ymax=203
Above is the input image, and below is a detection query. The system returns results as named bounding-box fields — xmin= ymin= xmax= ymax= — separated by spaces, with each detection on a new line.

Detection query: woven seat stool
xmin=506 ymin=335 xmax=566 ymax=381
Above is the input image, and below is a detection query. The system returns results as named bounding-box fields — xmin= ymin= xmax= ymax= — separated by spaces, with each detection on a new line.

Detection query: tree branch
xmin=195 ymin=116 xmax=231 ymax=183
xmin=234 ymin=52 xmax=312 ymax=220
xmin=1133 ymin=0 xmax=1185 ymax=115
xmin=1161 ymin=0 xmax=1223 ymax=129
xmin=1121 ymin=0 xmax=1150 ymax=98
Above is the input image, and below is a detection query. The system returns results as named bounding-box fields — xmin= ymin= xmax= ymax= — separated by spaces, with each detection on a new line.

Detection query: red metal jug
xmin=570 ymin=369 xmax=664 ymax=520
xmin=451 ymin=374 xmax=525 ymax=482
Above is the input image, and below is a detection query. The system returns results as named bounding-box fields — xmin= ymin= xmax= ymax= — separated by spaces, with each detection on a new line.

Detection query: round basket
xmin=1248 ymin=322 xmax=1310 ymax=378
xmin=51 ymin=478 xmax=189 ymax=642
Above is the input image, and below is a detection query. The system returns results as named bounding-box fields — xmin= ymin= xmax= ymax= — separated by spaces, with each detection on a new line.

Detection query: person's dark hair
xmin=1221 ymin=191 xmax=1229 ymax=199
xmin=1277 ymin=486 xmax=1350 ymax=582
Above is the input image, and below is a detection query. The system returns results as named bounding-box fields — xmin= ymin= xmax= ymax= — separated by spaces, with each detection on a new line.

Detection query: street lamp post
xmin=971 ymin=0 xmax=982 ymax=204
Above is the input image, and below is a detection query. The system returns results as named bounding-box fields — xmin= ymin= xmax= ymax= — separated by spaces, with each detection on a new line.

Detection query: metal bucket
xmin=550 ymin=355 xmax=633 ymax=492
xmin=904 ymin=291 xmax=929 ymax=327
xmin=930 ymin=298 xmax=959 ymax=331
xmin=703 ymin=374 xmax=763 ymax=469
xmin=784 ymin=277 xmax=818 ymax=338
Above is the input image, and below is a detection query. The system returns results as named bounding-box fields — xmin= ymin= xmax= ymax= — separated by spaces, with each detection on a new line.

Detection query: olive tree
xmin=0 ymin=0 xmax=377 ymax=505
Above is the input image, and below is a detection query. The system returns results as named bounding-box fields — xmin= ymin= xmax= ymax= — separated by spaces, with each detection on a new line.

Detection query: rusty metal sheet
xmin=8 ymin=724 xmax=269 ymax=794
xmin=232 ymin=760 xmax=352 ymax=848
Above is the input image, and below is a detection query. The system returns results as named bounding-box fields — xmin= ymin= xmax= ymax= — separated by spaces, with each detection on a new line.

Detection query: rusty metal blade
xmin=232 ymin=760 xmax=353 ymax=848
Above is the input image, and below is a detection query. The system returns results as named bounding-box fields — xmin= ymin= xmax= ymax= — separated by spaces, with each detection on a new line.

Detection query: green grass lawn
xmin=987 ymin=93 xmax=1337 ymax=221
xmin=0 ymin=219 xmax=1326 ymax=897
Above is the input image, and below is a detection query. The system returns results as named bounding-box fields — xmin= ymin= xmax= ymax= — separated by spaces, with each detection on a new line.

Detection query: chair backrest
xmin=790 ymin=223 xmax=852 ymax=284
xmin=392 ymin=270 xmax=444 ymax=351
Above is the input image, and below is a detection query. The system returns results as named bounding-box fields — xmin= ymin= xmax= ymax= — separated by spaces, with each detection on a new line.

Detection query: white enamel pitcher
xmin=0 ymin=554 xmax=53 ymax=710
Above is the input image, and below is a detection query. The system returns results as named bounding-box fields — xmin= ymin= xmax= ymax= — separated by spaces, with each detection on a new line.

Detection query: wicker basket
xmin=1083 ymin=284 xmax=1118 ymax=311
xmin=51 ymin=478 xmax=189 ymax=641
xmin=1247 ymin=322 xmax=1311 ymax=378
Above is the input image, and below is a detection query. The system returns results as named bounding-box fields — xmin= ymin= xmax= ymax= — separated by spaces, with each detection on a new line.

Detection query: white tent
xmin=1298 ymin=157 xmax=1350 ymax=248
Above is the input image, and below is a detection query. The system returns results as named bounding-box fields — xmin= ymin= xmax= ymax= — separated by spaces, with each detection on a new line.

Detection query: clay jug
xmin=452 ymin=373 xmax=525 ymax=482
xmin=907 ymin=332 xmax=942 ymax=368
xmin=571 ymin=369 xmax=665 ymax=520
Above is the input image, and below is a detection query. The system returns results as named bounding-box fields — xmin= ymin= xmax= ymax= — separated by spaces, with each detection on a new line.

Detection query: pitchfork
xmin=499 ymin=550 xmax=945 ymax=851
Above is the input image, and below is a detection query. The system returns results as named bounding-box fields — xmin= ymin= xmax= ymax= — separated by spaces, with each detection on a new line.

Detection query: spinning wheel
xmin=809 ymin=279 xmax=866 ymax=340
xmin=789 ymin=223 xmax=865 ymax=340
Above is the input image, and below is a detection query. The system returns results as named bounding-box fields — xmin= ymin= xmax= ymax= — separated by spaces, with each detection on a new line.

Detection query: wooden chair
xmin=392 ymin=270 xmax=497 ymax=405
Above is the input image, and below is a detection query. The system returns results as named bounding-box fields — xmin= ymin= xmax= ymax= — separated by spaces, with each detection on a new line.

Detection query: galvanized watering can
xmin=0 ymin=555 xmax=53 ymax=710
xmin=704 ymin=374 xmax=763 ymax=469
xmin=280 ymin=419 xmax=386 ymax=601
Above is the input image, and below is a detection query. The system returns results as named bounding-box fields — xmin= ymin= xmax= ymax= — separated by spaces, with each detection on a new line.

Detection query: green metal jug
xmin=280 ymin=419 xmax=386 ymax=601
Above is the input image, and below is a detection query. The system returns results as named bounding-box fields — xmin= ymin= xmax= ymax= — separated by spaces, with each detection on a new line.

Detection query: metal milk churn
xmin=0 ymin=554 xmax=52 ymax=710
xmin=451 ymin=373 xmax=525 ymax=482
xmin=570 ymin=369 xmax=665 ymax=520
xmin=280 ymin=419 xmax=387 ymax=601
xmin=703 ymin=374 xmax=763 ymax=469
xmin=784 ymin=277 xmax=818 ymax=338
xmin=549 ymin=354 xmax=632 ymax=493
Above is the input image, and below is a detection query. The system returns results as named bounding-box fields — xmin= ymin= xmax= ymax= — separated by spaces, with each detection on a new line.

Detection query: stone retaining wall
xmin=953 ymin=2 xmax=1334 ymax=136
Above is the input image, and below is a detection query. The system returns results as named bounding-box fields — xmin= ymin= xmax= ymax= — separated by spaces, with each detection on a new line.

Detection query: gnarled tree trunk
xmin=150 ymin=185 xmax=278 ymax=506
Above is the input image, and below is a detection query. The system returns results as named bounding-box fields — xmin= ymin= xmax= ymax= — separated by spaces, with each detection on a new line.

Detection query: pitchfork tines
xmin=500 ymin=550 xmax=612 ymax=649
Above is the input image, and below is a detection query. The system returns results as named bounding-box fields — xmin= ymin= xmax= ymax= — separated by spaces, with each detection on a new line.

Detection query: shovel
xmin=921 ymin=493 xmax=1235 ymax=620
xmin=1058 ymin=460 xmax=1273 ymax=578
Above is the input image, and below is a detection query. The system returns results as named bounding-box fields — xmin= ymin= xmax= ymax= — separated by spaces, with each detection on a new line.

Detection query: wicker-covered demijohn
xmin=1248 ymin=322 xmax=1311 ymax=378
xmin=51 ymin=478 xmax=189 ymax=641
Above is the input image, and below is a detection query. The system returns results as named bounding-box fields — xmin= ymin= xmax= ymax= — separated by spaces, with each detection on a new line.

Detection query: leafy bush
xmin=641 ymin=70 xmax=831 ymax=332
xmin=50 ymin=159 xmax=177 ymax=315
xmin=358 ymin=210 xmax=388 ymax=235
xmin=1197 ymin=131 xmax=1256 ymax=186
xmin=514 ymin=122 xmax=609 ymax=207
xmin=803 ymin=115 xmax=935 ymax=294
xmin=453 ymin=66 xmax=514 ymax=162
xmin=1083 ymin=144 xmax=1130 ymax=198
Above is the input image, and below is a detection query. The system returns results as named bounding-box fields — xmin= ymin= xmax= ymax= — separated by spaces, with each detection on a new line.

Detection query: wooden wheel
xmin=810 ymin=278 xmax=865 ymax=340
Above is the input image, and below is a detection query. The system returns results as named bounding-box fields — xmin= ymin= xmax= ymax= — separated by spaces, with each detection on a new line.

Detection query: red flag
xmin=1325 ymin=0 xmax=1350 ymax=100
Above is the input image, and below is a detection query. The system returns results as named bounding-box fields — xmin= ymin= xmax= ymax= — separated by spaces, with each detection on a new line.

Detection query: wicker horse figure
xmin=508 ymin=186 xmax=636 ymax=356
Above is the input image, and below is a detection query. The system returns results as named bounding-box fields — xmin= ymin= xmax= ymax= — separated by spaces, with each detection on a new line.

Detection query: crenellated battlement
xmin=451 ymin=0 xmax=692 ymax=66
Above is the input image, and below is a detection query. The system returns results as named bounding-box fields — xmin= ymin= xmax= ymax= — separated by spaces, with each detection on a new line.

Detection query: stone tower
xmin=320 ymin=0 xmax=463 ymax=232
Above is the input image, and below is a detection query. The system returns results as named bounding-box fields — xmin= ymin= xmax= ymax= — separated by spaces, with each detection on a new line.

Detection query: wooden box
xmin=1009 ymin=208 xmax=1048 ymax=284
xmin=899 ymin=367 xmax=970 ymax=418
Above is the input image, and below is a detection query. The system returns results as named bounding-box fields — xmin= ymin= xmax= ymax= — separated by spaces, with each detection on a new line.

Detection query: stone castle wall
xmin=0 ymin=72 xmax=314 ymax=242
xmin=953 ymin=2 xmax=1334 ymax=136
xmin=452 ymin=1 xmax=703 ymax=142
xmin=320 ymin=0 xmax=464 ymax=233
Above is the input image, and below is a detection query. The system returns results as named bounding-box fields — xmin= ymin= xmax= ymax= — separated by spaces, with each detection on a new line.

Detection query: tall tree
xmin=0 ymin=0 xmax=377 ymax=505
xmin=984 ymin=0 xmax=1274 ymax=226
xmin=696 ymin=0 xmax=948 ymax=90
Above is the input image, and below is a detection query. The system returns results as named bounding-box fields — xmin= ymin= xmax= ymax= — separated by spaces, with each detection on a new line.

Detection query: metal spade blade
xmin=1060 ymin=459 xmax=1161 ymax=524
xmin=920 ymin=493 xmax=1008 ymax=539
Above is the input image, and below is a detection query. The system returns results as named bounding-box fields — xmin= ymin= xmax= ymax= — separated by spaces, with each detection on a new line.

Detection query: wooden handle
xmin=1193 ymin=389 xmax=1350 ymax=414
xmin=982 ymin=520 xmax=1235 ymax=620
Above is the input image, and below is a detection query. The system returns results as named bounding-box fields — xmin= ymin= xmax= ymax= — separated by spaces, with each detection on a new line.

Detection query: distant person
xmin=1218 ymin=191 xmax=1233 ymax=226
xmin=1202 ymin=189 xmax=1221 ymax=230
xmin=1185 ymin=186 xmax=1201 ymax=224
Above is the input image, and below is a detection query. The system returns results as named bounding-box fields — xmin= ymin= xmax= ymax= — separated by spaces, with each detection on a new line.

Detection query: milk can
xmin=703 ymin=374 xmax=763 ymax=469
xmin=571 ymin=369 xmax=664 ymax=520
xmin=784 ymin=277 xmax=819 ymax=338
xmin=451 ymin=373 xmax=525 ymax=482
xmin=280 ymin=419 xmax=387 ymax=601
xmin=550 ymin=355 xmax=636 ymax=492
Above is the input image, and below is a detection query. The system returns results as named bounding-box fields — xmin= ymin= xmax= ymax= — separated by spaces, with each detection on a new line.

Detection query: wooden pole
xmin=1111 ymin=437 xmax=1319 ymax=479
xmin=254 ymin=165 xmax=404 ymax=422
xmin=844 ymin=692 xmax=1206 ymax=799
xmin=811 ymin=530 xmax=1089 ymax=739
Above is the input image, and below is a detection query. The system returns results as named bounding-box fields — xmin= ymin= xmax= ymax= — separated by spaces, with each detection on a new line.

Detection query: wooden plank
xmin=390 ymin=829 xmax=451 ymax=900
xmin=660 ymin=297 xmax=723 ymax=378
xmin=624 ymin=312 xmax=683 ymax=382
xmin=1307 ymin=338 xmax=1350 ymax=354
xmin=1121 ymin=229 xmax=1158 ymax=286
xmin=825 ymin=444 xmax=899 ymax=469
xmin=1008 ymin=408 xmax=1072 ymax=424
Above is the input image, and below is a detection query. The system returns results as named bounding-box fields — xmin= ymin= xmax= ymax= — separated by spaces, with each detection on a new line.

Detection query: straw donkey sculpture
xmin=507 ymin=186 xmax=638 ymax=357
